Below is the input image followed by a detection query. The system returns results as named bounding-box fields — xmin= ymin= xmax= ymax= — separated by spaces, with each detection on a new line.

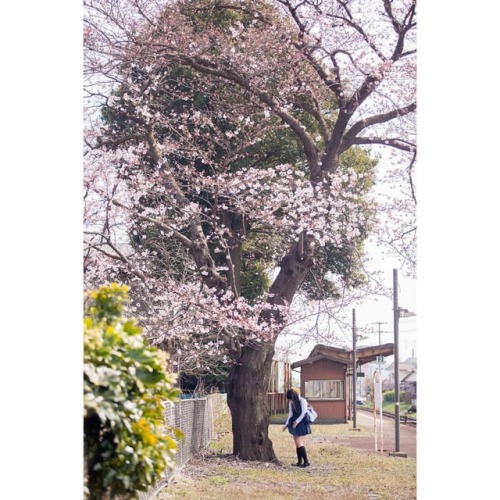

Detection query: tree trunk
xmin=226 ymin=342 xmax=277 ymax=462
xmin=225 ymin=239 xmax=314 ymax=462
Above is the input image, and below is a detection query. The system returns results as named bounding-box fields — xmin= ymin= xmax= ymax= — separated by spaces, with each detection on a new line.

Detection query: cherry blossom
xmin=84 ymin=0 xmax=416 ymax=462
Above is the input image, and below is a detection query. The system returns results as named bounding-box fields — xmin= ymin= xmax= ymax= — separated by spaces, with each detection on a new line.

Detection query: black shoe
xmin=291 ymin=462 xmax=302 ymax=466
xmin=299 ymin=461 xmax=310 ymax=468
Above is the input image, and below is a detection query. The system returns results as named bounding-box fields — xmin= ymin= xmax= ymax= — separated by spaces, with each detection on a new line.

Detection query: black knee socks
xmin=298 ymin=446 xmax=310 ymax=466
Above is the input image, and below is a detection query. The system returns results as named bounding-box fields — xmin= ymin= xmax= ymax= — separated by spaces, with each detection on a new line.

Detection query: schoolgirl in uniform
xmin=282 ymin=388 xmax=311 ymax=467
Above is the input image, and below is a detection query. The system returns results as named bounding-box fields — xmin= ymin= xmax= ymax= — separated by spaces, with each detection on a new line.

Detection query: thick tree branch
xmin=165 ymin=53 xmax=322 ymax=179
xmin=143 ymin=126 xmax=227 ymax=291
xmin=328 ymin=7 xmax=386 ymax=62
xmin=85 ymin=133 xmax=146 ymax=150
xmin=407 ymin=150 xmax=417 ymax=204
xmin=341 ymin=102 xmax=416 ymax=152
xmin=321 ymin=109 xmax=352 ymax=172
xmin=383 ymin=0 xmax=417 ymax=62
xmin=349 ymin=137 xmax=416 ymax=152
xmin=291 ymin=43 xmax=346 ymax=108
xmin=344 ymin=2 xmax=415 ymax=114
xmin=294 ymin=97 xmax=330 ymax=142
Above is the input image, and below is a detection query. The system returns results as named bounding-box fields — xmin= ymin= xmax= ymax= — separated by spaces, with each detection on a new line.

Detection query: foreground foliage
xmin=83 ymin=284 xmax=181 ymax=499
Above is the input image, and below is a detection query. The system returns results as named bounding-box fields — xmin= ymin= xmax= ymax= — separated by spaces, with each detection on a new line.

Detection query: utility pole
xmin=376 ymin=321 xmax=384 ymax=452
xmin=375 ymin=321 xmax=384 ymax=345
xmin=390 ymin=269 xmax=414 ymax=458
xmin=352 ymin=308 xmax=357 ymax=429
xmin=393 ymin=269 xmax=400 ymax=452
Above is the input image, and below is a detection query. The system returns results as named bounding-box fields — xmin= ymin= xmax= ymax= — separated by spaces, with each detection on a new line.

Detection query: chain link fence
xmin=139 ymin=393 xmax=229 ymax=499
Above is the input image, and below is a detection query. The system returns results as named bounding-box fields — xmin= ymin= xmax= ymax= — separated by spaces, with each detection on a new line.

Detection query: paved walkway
xmin=342 ymin=409 xmax=416 ymax=458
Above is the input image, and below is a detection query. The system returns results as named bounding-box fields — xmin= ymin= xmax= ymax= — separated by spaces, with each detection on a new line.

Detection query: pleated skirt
xmin=287 ymin=418 xmax=311 ymax=437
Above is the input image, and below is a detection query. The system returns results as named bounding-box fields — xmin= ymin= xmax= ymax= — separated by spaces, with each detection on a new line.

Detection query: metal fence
xmin=139 ymin=393 xmax=229 ymax=500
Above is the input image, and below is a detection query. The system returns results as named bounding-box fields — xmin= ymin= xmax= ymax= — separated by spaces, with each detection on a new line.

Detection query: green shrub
xmin=84 ymin=283 xmax=182 ymax=499
xmin=383 ymin=390 xmax=406 ymax=404
xmin=383 ymin=390 xmax=395 ymax=403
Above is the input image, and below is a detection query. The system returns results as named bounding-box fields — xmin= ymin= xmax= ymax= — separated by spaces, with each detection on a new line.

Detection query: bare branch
xmin=341 ymin=102 xmax=416 ymax=151
xmin=348 ymin=137 xmax=416 ymax=152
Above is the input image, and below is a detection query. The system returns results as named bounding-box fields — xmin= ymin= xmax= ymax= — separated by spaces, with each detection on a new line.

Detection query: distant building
xmin=401 ymin=370 xmax=417 ymax=404
xmin=385 ymin=357 xmax=417 ymax=392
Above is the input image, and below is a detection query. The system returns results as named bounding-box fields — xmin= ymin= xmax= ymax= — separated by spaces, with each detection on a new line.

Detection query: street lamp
xmin=393 ymin=269 xmax=416 ymax=455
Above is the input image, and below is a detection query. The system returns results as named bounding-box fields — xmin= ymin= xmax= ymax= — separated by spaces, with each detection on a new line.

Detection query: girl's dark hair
xmin=286 ymin=389 xmax=301 ymax=413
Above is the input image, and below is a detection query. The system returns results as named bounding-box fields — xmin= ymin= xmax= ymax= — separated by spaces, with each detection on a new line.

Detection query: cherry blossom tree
xmin=84 ymin=0 xmax=416 ymax=462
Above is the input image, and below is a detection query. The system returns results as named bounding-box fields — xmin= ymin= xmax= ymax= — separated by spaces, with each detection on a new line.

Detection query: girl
xmin=282 ymin=388 xmax=311 ymax=467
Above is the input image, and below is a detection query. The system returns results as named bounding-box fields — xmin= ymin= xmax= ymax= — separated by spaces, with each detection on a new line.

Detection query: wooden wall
xmin=267 ymin=360 xmax=292 ymax=415
xmin=301 ymin=359 xmax=348 ymax=423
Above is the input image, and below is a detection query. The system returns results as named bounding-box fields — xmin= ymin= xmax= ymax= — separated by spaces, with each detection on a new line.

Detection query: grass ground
xmin=156 ymin=412 xmax=416 ymax=500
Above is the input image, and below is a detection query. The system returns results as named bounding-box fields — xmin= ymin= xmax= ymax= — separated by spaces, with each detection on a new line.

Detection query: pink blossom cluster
xmin=84 ymin=0 xmax=417 ymax=371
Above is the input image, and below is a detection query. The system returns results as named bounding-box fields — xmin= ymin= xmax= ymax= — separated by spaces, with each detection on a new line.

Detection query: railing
xmin=138 ymin=393 xmax=229 ymax=500
xmin=358 ymin=406 xmax=417 ymax=427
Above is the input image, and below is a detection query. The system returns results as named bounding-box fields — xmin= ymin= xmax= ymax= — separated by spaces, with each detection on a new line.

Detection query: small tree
xmin=83 ymin=283 xmax=181 ymax=499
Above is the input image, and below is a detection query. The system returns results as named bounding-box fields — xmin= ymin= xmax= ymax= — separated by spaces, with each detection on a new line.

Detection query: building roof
xmin=291 ymin=343 xmax=394 ymax=369
xmin=386 ymin=361 xmax=415 ymax=372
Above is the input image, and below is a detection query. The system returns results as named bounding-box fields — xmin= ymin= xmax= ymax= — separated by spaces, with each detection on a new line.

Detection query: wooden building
xmin=291 ymin=343 xmax=394 ymax=423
